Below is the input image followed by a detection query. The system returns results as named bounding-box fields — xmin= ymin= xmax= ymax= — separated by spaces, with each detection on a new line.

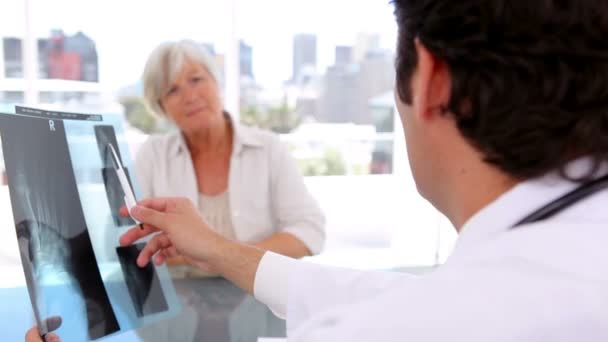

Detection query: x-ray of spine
xmin=0 ymin=115 xmax=120 ymax=340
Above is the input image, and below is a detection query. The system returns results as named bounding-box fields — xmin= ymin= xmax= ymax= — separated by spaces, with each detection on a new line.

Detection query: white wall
xmin=304 ymin=174 xmax=457 ymax=270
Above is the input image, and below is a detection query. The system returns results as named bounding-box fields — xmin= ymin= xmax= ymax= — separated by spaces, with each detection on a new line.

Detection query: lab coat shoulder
xmin=286 ymin=260 xmax=415 ymax=335
xmin=287 ymin=221 xmax=608 ymax=341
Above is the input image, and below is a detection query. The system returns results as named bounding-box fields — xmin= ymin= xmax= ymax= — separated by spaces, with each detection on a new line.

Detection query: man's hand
xmin=25 ymin=316 xmax=62 ymax=342
xmin=119 ymin=197 xmax=265 ymax=293
xmin=119 ymin=198 xmax=222 ymax=270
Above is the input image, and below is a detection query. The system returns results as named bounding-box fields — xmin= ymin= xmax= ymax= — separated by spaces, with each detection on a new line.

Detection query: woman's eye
xmin=166 ymin=87 xmax=177 ymax=96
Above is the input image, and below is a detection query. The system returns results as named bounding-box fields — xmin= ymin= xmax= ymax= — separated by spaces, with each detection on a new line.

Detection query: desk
xmin=0 ymin=277 xmax=285 ymax=342
xmin=136 ymin=277 xmax=286 ymax=342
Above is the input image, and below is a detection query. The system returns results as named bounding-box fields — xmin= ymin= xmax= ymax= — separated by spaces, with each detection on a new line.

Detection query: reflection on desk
xmin=136 ymin=277 xmax=286 ymax=342
xmin=0 ymin=276 xmax=285 ymax=342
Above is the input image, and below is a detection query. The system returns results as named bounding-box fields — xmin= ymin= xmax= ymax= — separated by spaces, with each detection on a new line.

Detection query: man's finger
xmin=44 ymin=333 xmax=61 ymax=342
xmin=119 ymin=224 xmax=158 ymax=246
xmin=137 ymin=197 xmax=179 ymax=212
xmin=25 ymin=327 xmax=43 ymax=342
xmin=137 ymin=233 xmax=173 ymax=267
xmin=25 ymin=316 xmax=63 ymax=342
xmin=166 ymin=246 xmax=179 ymax=258
xmin=154 ymin=251 xmax=167 ymax=265
xmin=44 ymin=316 xmax=62 ymax=332
xmin=118 ymin=205 xmax=130 ymax=218
xmin=120 ymin=197 xmax=179 ymax=218
xmin=130 ymin=205 xmax=169 ymax=232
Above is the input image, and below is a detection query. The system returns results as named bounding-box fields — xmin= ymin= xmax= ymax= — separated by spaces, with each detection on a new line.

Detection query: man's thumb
xmin=131 ymin=205 xmax=168 ymax=231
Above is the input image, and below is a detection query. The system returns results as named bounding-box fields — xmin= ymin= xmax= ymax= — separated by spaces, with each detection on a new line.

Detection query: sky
xmin=0 ymin=0 xmax=397 ymax=90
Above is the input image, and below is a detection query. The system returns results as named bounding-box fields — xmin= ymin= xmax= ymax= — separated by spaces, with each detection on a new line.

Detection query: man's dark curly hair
xmin=392 ymin=0 xmax=608 ymax=180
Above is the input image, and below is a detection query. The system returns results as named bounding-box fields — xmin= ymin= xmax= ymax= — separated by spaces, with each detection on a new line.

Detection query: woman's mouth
xmin=186 ymin=107 xmax=205 ymax=117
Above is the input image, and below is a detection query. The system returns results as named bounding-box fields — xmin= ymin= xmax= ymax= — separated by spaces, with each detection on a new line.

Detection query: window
xmin=0 ymin=0 xmax=232 ymax=112
xmin=0 ymin=0 xmax=25 ymax=98
xmin=0 ymin=91 xmax=24 ymax=104
xmin=237 ymin=0 xmax=399 ymax=177
xmin=0 ymin=2 xmax=460 ymax=339
xmin=0 ymin=0 xmax=456 ymax=279
xmin=3 ymin=37 xmax=23 ymax=78
xmin=236 ymin=0 xmax=456 ymax=270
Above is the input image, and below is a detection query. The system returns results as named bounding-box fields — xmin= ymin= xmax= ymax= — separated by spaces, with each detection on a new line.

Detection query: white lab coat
xmin=254 ymin=160 xmax=608 ymax=341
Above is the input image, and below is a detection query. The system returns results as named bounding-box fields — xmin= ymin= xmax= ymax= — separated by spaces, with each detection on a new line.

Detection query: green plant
xmin=119 ymin=96 xmax=169 ymax=134
xmin=297 ymin=148 xmax=347 ymax=176
xmin=240 ymin=100 xmax=301 ymax=134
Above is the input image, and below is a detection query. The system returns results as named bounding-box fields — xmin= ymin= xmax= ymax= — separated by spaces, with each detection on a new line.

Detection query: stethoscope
xmin=514 ymin=173 xmax=608 ymax=227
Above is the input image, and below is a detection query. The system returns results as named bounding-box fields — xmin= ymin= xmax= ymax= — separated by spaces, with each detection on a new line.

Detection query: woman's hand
xmin=119 ymin=198 xmax=223 ymax=271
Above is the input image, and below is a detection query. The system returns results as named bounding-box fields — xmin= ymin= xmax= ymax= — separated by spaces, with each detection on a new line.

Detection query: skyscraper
xmin=354 ymin=33 xmax=381 ymax=63
xmin=64 ymin=31 xmax=99 ymax=82
xmin=26 ymin=30 xmax=100 ymax=82
xmin=292 ymin=34 xmax=317 ymax=83
xmin=335 ymin=46 xmax=353 ymax=66
xmin=240 ymin=40 xmax=253 ymax=79
xmin=3 ymin=31 xmax=99 ymax=82
xmin=319 ymin=48 xmax=394 ymax=125
xmin=319 ymin=64 xmax=365 ymax=123
xmin=2 ymin=37 xmax=23 ymax=78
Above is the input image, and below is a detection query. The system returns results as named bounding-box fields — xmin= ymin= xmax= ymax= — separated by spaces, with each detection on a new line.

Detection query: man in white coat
xmin=27 ymin=0 xmax=608 ymax=341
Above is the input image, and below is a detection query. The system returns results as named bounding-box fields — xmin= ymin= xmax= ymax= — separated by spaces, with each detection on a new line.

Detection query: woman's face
xmin=159 ymin=60 xmax=223 ymax=135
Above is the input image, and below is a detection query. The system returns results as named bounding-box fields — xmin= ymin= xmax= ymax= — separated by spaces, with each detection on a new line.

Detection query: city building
xmin=318 ymin=47 xmax=394 ymax=125
xmin=335 ymin=45 xmax=353 ymax=66
xmin=292 ymin=34 xmax=317 ymax=83
xmin=1 ymin=30 xmax=101 ymax=107
xmin=319 ymin=63 xmax=364 ymax=123
xmin=354 ymin=33 xmax=381 ymax=63
xmin=240 ymin=40 xmax=253 ymax=79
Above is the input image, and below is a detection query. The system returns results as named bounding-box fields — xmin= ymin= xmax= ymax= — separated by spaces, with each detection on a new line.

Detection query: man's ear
xmin=412 ymin=39 xmax=451 ymax=121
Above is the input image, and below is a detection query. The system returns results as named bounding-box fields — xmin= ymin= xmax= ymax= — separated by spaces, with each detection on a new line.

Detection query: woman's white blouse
xmin=133 ymin=121 xmax=326 ymax=254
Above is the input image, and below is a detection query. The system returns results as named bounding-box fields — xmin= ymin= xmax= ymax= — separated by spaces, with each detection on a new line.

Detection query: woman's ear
xmin=412 ymin=39 xmax=451 ymax=121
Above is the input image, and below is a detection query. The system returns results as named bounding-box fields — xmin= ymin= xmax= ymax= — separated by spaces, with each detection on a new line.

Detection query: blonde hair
xmin=142 ymin=39 xmax=222 ymax=117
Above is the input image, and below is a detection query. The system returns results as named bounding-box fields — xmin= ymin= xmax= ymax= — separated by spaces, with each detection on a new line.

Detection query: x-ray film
xmin=0 ymin=107 xmax=180 ymax=341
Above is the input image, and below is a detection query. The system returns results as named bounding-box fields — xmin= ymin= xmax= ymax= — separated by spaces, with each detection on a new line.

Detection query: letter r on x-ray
xmin=49 ymin=120 xmax=56 ymax=132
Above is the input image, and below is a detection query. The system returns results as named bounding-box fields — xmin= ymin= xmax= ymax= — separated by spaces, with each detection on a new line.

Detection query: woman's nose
xmin=181 ymin=85 xmax=198 ymax=103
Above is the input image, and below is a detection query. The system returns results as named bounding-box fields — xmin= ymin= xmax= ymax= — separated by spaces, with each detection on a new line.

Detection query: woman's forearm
xmin=253 ymin=232 xmax=311 ymax=259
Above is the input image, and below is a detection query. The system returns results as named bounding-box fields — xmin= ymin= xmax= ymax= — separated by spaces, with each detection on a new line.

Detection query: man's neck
xmin=451 ymin=168 xmax=518 ymax=231
xmin=437 ymin=146 xmax=520 ymax=231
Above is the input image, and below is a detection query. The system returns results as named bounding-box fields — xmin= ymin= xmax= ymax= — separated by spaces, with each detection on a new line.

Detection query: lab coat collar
xmin=453 ymin=157 xmax=605 ymax=253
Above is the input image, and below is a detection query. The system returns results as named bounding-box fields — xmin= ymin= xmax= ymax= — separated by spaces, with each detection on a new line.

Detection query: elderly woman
xmin=135 ymin=40 xmax=325 ymax=278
